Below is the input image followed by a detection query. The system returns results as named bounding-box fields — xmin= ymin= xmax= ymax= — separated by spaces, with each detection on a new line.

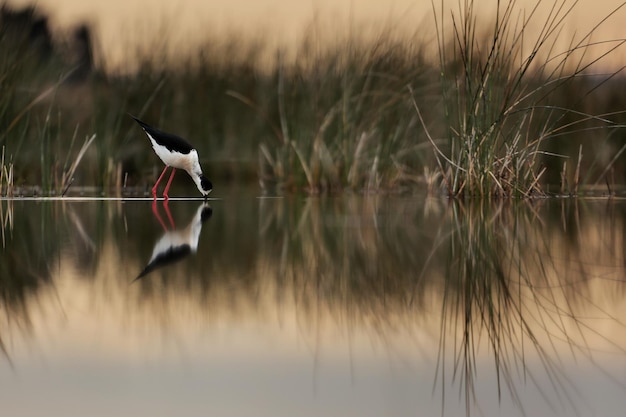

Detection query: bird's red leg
xmin=163 ymin=168 xmax=177 ymax=200
xmin=152 ymin=166 xmax=170 ymax=198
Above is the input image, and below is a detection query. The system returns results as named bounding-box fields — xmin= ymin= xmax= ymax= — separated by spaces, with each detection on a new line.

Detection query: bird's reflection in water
xmin=135 ymin=202 xmax=212 ymax=280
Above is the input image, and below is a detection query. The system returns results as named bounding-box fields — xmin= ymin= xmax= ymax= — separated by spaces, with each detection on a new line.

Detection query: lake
xmin=0 ymin=189 xmax=625 ymax=416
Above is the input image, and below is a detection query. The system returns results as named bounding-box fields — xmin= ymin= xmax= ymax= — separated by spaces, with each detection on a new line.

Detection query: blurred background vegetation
xmin=1 ymin=2 xmax=626 ymax=196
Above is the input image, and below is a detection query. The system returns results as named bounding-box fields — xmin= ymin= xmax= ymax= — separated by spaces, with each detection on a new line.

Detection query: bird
xmin=130 ymin=115 xmax=212 ymax=199
xmin=135 ymin=203 xmax=213 ymax=280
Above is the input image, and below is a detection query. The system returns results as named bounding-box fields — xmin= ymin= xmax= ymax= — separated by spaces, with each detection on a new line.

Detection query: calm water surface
xmin=0 ymin=190 xmax=625 ymax=416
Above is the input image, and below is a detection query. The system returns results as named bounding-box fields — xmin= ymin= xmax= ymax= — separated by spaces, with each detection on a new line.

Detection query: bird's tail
xmin=128 ymin=113 xmax=149 ymax=130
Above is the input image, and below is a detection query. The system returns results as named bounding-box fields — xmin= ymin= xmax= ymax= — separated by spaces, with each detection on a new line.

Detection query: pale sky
xmin=6 ymin=0 xmax=626 ymax=72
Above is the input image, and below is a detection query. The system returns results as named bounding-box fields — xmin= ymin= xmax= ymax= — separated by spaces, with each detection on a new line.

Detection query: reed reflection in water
xmin=0 ymin=194 xmax=624 ymax=416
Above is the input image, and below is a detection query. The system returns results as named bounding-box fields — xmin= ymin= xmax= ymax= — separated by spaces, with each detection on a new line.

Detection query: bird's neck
xmin=185 ymin=151 xmax=205 ymax=194
xmin=191 ymin=172 xmax=205 ymax=195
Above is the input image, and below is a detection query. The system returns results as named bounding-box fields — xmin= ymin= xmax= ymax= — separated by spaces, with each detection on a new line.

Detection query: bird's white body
xmin=147 ymin=132 xmax=202 ymax=177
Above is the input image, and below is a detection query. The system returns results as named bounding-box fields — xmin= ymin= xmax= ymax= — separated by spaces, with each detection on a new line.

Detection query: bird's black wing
xmin=130 ymin=115 xmax=194 ymax=154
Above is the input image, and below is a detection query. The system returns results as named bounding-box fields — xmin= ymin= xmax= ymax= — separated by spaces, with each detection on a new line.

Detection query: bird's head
xmin=199 ymin=175 xmax=213 ymax=197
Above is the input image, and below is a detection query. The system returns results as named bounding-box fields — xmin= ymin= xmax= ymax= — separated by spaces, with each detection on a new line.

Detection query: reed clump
xmin=425 ymin=0 xmax=626 ymax=197
xmin=235 ymin=34 xmax=440 ymax=193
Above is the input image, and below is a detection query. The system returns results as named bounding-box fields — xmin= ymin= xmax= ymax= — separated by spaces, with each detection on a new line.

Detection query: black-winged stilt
xmin=131 ymin=115 xmax=212 ymax=199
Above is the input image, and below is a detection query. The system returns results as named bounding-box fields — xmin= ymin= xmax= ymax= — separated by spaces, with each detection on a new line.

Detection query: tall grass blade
xmin=61 ymin=134 xmax=96 ymax=196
